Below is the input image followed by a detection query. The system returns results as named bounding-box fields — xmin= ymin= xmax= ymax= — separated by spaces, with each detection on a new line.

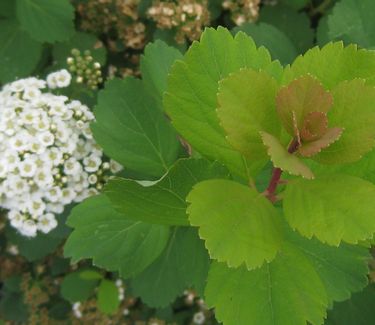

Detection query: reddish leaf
xmin=276 ymin=75 xmax=333 ymax=136
xmin=299 ymin=127 xmax=343 ymax=157
xmin=300 ymin=111 xmax=328 ymax=142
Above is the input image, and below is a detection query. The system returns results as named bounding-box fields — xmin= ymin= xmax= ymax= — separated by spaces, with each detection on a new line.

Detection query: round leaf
xmin=283 ymin=174 xmax=375 ymax=245
xmin=187 ymin=179 xmax=283 ymax=269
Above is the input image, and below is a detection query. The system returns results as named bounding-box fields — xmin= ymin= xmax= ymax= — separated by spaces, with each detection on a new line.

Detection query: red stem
xmin=264 ymin=138 xmax=299 ymax=202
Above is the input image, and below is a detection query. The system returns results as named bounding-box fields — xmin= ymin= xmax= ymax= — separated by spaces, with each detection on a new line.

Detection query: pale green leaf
xmin=164 ymin=27 xmax=283 ymax=179
xmin=217 ymin=68 xmax=281 ymax=162
xmin=313 ymin=79 xmax=375 ymax=164
xmin=131 ymin=227 xmax=210 ymax=308
xmin=16 ymin=0 xmax=74 ymax=43
xmin=283 ymin=42 xmax=375 ymax=88
xmin=140 ymin=40 xmax=183 ymax=106
xmin=97 ymin=280 xmax=120 ymax=315
xmin=206 ymin=248 xmax=327 ymax=325
xmin=187 ymin=179 xmax=283 ymax=269
xmin=328 ymin=0 xmax=375 ymax=49
xmin=206 ymin=228 xmax=369 ymax=325
xmin=0 ymin=20 xmax=42 ymax=83
xmin=92 ymin=77 xmax=181 ymax=179
xmin=260 ymin=132 xmax=314 ymax=179
xmin=64 ymin=195 xmax=170 ymax=278
xmin=283 ymin=174 xmax=375 ymax=245
xmin=105 ymin=159 xmax=229 ymax=226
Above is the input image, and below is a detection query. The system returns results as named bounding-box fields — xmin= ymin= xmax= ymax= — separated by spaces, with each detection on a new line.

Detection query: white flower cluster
xmin=0 ymin=70 xmax=122 ymax=237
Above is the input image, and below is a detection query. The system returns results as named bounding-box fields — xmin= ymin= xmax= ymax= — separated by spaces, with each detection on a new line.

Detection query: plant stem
xmin=311 ymin=0 xmax=332 ymax=16
xmin=264 ymin=138 xmax=299 ymax=203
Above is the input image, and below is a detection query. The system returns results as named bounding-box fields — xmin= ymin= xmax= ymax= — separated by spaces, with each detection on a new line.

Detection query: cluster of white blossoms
xmin=0 ymin=70 xmax=122 ymax=237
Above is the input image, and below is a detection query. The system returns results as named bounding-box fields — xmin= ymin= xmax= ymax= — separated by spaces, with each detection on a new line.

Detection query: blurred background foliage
xmin=1 ymin=0 xmax=375 ymax=324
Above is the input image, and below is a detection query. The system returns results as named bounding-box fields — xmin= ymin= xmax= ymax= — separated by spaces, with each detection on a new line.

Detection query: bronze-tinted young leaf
xmin=261 ymin=132 xmax=314 ymax=179
xmin=300 ymin=111 xmax=328 ymax=142
xmin=276 ymin=75 xmax=333 ymax=136
xmin=299 ymin=127 xmax=343 ymax=157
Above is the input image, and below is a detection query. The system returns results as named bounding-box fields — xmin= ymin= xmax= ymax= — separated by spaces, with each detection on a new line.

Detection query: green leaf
xmin=92 ymin=77 xmax=181 ymax=179
xmin=140 ymin=40 xmax=183 ymax=106
xmin=79 ymin=270 xmax=103 ymax=280
xmin=61 ymin=270 xmax=99 ymax=303
xmin=0 ymin=20 xmax=42 ymax=83
xmin=64 ymin=195 xmax=170 ymax=278
xmin=286 ymin=229 xmax=369 ymax=304
xmin=283 ymin=174 xmax=375 ymax=245
xmin=187 ymin=179 xmax=283 ymax=269
xmin=279 ymin=0 xmax=309 ymax=10
xmin=97 ymin=280 xmax=120 ymax=315
xmin=260 ymin=4 xmax=314 ymax=53
xmin=307 ymin=147 xmax=375 ymax=185
xmin=53 ymin=32 xmax=107 ymax=66
xmin=283 ymin=42 xmax=375 ymax=88
xmin=260 ymin=132 xmax=314 ymax=179
xmin=105 ymin=159 xmax=229 ymax=226
xmin=0 ymin=291 xmax=28 ymax=322
xmin=205 ymin=228 xmax=370 ymax=325
xmin=206 ymin=249 xmax=328 ymax=325
xmin=217 ymin=68 xmax=281 ymax=162
xmin=164 ymin=27 xmax=283 ymax=179
xmin=0 ymin=0 xmax=15 ymax=18
xmin=326 ymin=285 xmax=375 ymax=325
xmin=313 ymin=79 xmax=375 ymax=164
xmin=317 ymin=15 xmax=331 ymax=47
xmin=131 ymin=227 xmax=210 ymax=307
xmin=16 ymin=0 xmax=74 ymax=43
xmin=233 ymin=22 xmax=298 ymax=64
xmin=328 ymin=0 xmax=375 ymax=49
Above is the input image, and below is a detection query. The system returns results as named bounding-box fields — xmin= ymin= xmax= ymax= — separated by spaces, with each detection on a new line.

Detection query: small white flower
xmin=45 ymin=186 xmax=62 ymax=203
xmin=110 ymin=160 xmax=123 ymax=173
xmin=10 ymin=212 xmax=26 ymax=228
xmin=23 ymin=87 xmax=41 ymax=100
xmin=88 ymin=174 xmax=98 ymax=185
xmin=37 ymin=131 xmax=55 ymax=146
xmin=19 ymin=219 xmax=38 ymax=237
xmin=83 ymin=154 xmax=102 ymax=173
xmin=27 ymin=198 xmax=46 ymax=216
xmin=18 ymin=160 xmax=37 ymax=177
xmin=47 ymin=70 xmax=71 ymax=89
xmin=37 ymin=213 xmax=57 ymax=233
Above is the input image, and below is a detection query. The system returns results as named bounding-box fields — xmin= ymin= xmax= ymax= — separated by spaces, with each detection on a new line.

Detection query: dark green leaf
xmin=131 ymin=227 xmax=210 ymax=307
xmin=60 ymin=270 xmax=99 ymax=303
xmin=92 ymin=77 xmax=181 ymax=178
xmin=0 ymin=20 xmax=42 ymax=83
xmin=64 ymin=195 xmax=170 ymax=278
xmin=140 ymin=40 xmax=183 ymax=106
xmin=16 ymin=0 xmax=75 ymax=43
xmin=234 ymin=22 xmax=298 ymax=64
xmin=105 ymin=159 xmax=229 ymax=226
